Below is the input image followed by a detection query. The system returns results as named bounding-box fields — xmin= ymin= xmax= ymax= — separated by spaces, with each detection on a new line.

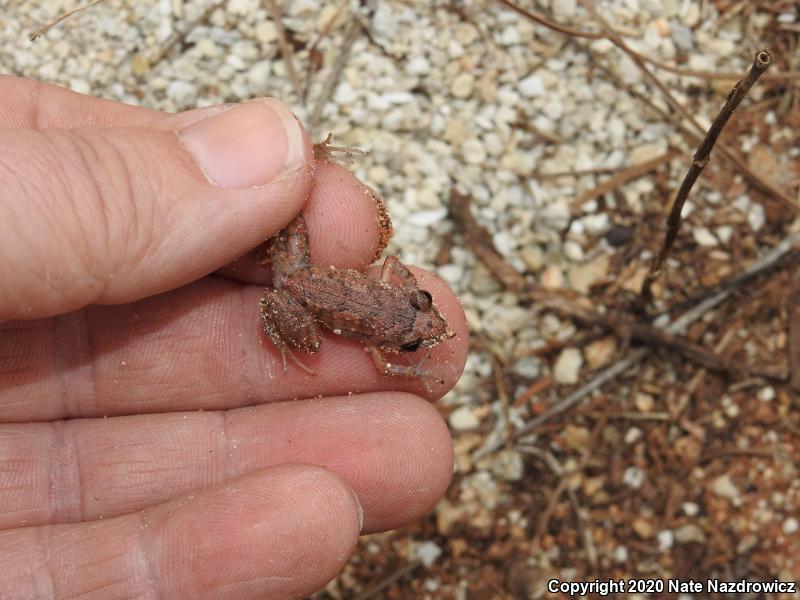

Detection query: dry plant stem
xmin=352 ymin=561 xmax=422 ymax=600
xmin=301 ymin=0 xmax=348 ymax=102
xmin=594 ymin=60 xmax=797 ymax=217
xmin=496 ymin=0 xmax=800 ymax=82
xmin=573 ymin=0 xmax=796 ymax=212
xmin=535 ymin=165 xmax=620 ymax=179
xmin=449 ymin=189 xmax=530 ymax=293
xmin=148 ymin=2 xmax=222 ymax=69
xmin=451 ymin=190 xmax=764 ymax=379
xmin=495 ymin=0 xmax=602 ymax=40
xmin=263 ymin=0 xmax=303 ymax=102
xmin=503 ymin=0 xmax=796 ymax=211
xmin=308 ymin=18 xmax=362 ymax=134
xmin=699 ymin=447 xmax=774 ymax=464
xmin=789 ymin=266 xmax=800 ymax=391
xmin=473 ymin=229 xmax=800 ymax=459
xmin=29 ymin=0 xmax=107 ymax=41
xmin=643 ymin=50 xmax=773 ymax=300
xmin=535 ymin=418 xmax=604 ymax=566
xmin=570 ymin=149 xmax=677 ymax=210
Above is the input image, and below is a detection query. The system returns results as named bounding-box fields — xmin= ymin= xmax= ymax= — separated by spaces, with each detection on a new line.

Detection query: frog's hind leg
xmin=380 ymin=255 xmax=418 ymax=288
xmin=367 ymin=346 xmax=443 ymax=394
xmin=260 ymin=290 xmax=320 ymax=375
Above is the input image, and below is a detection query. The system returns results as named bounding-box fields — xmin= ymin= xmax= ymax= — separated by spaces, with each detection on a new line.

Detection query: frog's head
xmin=400 ymin=289 xmax=454 ymax=352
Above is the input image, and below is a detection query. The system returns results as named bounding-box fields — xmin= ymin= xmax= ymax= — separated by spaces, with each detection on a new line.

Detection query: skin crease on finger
xmin=0 ymin=465 xmax=362 ymax=599
xmin=0 ymin=392 xmax=453 ymax=533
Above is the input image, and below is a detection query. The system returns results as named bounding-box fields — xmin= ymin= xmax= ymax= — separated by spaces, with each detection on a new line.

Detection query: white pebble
xmin=553 ymin=348 xmax=583 ymax=384
xmin=416 ymin=541 xmax=442 ymax=567
xmin=449 ymin=406 xmax=480 ymax=431
xmin=462 ymin=139 xmax=486 ymax=164
xmin=407 ymin=208 xmax=447 ymax=227
xmin=783 ymin=517 xmax=799 ymax=535
xmin=710 ymin=474 xmax=739 ymax=501
xmin=682 ymin=502 xmax=700 ymax=517
xmin=166 ymin=80 xmax=197 ymax=106
xmin=451 ymin=73 xmax=474 ymax=98
xmin=512 ymin=356 xmax=541 ymax=379
xmin=692 ymin=227 xmax=718 ymax=247
xmin=437 ymin=264 xmax=464 ymax=286
xmin=518 ymin=74 xmax=544 ymax=98
xmin=757 ymin=386 xmax=775 ymax=402
xmin=622 ymin=466 xmax=645 ymax=489
xmin=748 ymin=203 xmax=766 ymax=231
xmin=674 ymin=523 xmax=705 ymax=544
xmin=407 ymin=56 xmax=431 ymax=76
xmin=657 ymin=529 xmax=674 ymax=551
xmin=624 ymin=427 xmax=642 ymax=444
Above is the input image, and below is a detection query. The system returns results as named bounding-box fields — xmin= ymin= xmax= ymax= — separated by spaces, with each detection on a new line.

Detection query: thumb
xmin=0 ymin=98 xmax=314 ymax=320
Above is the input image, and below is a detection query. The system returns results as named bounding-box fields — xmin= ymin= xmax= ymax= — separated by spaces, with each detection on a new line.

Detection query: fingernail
xmin=179 ymin=98 xmax=306 ymax=188
xmin=353 ymin=491 xmax=364 ymax=532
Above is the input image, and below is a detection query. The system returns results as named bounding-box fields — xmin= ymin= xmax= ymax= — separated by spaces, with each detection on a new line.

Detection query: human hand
xmin=0 ymin=76 xmax=468 ymax=599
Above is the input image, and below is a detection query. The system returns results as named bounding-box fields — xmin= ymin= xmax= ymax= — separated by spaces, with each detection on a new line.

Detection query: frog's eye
xmin=411 ymin=290 xmax=433 ymax=310
xmin=401 ymin=340 xmax=421 ymax=352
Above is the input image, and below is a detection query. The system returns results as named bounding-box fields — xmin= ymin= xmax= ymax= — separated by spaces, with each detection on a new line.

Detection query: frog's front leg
xmin=380 ymin=255 xmax=417 ymax=287
xmin=260 ymin=289 xmax=320 ymax=374
xmin=380 ymin=255 xmax=434 ymax=311
xmin=367 ymin=346 xmax=444 ymax=394
xmin=263 ymin=213 xmax=311 ymax=287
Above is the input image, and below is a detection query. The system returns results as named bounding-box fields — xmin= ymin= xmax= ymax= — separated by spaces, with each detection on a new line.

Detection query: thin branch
xmin=575 ymin=0 xmax=796 ymax=213
xmin=263 ymin=0 xmax=304 ymax=102
xmin=450 ymin=189 xmax=773 ymax=379
xmin=534 ymin=165 xmax=621 ymax=179
xmin=495 ymin=0 xmax=602 ymax=40
xmin=308 ymin=17 xmax=362 ymax=134
xmin=643 ymin=50 xmax=773 ymax=300
xmin=301 ymin=0 xmax=348 ymax=102
xmin=495 ymin=0 xmax=800 ymax=82
xmin=593 ymin=58 xmax=797 ymax=216
xmin=147 ymin=1 xmax=223 ymax=69
xmin=473 ymin=230 xmax=800 ymax=459
xmin=448 ymin=189 xmax=530 ymax=293
xmin=30 ymin=0 xmax=108 ymax=41
xmin=570 ymin=149 xmax=677 ymax=210
xmin=788 ymin=265 xmax=800 ymax=391
xmin=352 ymin=561 xmax=422 ymax=600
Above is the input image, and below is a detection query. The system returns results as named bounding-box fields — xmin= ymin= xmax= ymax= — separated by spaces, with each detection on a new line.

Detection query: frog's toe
xmin=286 ymin=347 xmax=316 ymax=375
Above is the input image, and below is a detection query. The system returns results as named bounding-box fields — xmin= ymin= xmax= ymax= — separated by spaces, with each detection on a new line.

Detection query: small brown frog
xmin=259 ymin=213 xmax=453 ymax=386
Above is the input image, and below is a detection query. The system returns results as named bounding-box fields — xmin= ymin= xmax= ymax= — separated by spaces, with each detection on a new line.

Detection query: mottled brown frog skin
xmin=259 ymin=213 xmax=452 ymax=384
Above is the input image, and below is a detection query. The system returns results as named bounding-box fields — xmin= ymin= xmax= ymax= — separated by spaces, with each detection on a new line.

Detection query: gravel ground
xmin=4 ymin=0 xmax=800 ymax=598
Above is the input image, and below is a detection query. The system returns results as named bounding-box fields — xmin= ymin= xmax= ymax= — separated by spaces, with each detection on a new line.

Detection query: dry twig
xmin=496 ymin=0 xmax=800 ymax=82
xmin=301 ymin=0 xmax=348 ymax=102
xmin=545 ymin=0 xmax=798 ymax=212
xmin=642 ymin=50 xmax=773 ymax=300
xmin=352 ymin=561 xmax=422 ymax=600
xmin=147 ymin=2 xmax=223 ymax=69
xmin=570 ymin=149 xmax=677 ymax=211
xmin=495 ymin=0 xmax=601 ymax=40
xmin=789 ymin=265 xmax=800 ymax=391
xmin=263 ymin=0 xmax=304 ymax=102
xmin=448 ymin=190 xmax=530 ymax=293
xmin=592 ymin=58 xmax=796 ymax=219
xmin=474 ymin=230 xmax=800 ymax=459
xmin=308 ymin=17 xmax=362 ymax=134
xmin=450 ymin=190 xmax=776 ymax=379
xmin=30 ymin=0 xmax=108 ymax=41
